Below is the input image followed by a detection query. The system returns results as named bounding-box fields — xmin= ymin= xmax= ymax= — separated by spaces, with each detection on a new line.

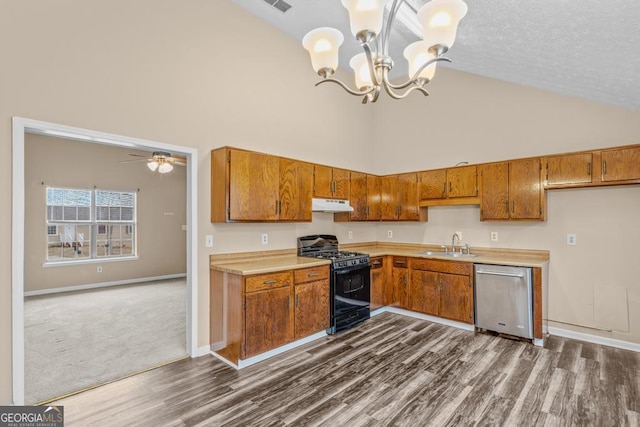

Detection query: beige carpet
xmin=24 ymin=279 xmax=187 ymax=404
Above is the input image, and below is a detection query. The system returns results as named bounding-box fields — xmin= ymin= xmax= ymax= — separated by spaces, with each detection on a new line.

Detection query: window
xmin=46 ymin=187 xmax=136 ymax=263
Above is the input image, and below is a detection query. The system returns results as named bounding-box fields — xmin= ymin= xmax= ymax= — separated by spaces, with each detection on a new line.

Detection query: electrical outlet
xmin=97 ymin=266 xmax=103 ymax=273
xmin=348 ymin=231 xmax=353 ymax=240
xmin=490 ymin=232 xmax=499 ymax=242
xmin=205 ymin=235 xmax=214 ymax=247
xmin=455 ymin=231 xmax=462 ymax=241
xmin=387 ymin=230 xmax=393 ymax=238
xmin=261 ymin=233 xmax=268 ymax=245
xmin=567 ymin=233 xmax=577 ymax=246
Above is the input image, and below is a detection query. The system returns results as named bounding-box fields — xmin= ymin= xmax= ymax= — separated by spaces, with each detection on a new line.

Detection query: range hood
xmin=312 ymin=198 xmax=354 ymax=213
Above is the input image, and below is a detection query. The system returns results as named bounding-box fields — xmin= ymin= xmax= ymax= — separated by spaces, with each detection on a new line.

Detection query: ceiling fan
xmin=122 ymin=151 xmax=186 ymax=173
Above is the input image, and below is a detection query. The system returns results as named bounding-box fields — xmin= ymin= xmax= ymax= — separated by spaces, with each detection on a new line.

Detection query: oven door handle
xmin=344 ymin=285 xmax=364 ymax=293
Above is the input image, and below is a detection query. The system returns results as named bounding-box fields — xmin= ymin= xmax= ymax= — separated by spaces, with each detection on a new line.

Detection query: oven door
xmin=333 ymin=265 xmax=371 ymax=319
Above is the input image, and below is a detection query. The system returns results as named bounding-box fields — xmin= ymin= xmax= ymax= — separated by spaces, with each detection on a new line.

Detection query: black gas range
xmin=298 ymin=235 xmax=371 ymax=334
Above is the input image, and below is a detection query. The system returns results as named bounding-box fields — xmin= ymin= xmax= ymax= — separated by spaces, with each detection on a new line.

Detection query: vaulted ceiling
xmin=234 ymin=0 xmax=640 ymax=111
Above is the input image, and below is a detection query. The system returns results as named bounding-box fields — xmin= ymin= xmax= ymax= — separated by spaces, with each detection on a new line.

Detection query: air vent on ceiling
xmin=263 ymin=0 xmax=291 ymax=13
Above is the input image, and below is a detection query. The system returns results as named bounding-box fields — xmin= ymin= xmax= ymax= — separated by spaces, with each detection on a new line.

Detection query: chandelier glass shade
xmin=302 ymin=0 xmax=468 ymax=103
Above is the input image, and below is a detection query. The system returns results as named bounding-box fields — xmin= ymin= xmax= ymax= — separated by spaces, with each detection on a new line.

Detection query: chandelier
xmin=302 ymin=0 xmax=467 ymax=103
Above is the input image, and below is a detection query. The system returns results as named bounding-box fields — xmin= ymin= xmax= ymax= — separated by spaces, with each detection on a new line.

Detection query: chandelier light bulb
xmin=404 ymin=41 xmax=437 ymax=81
xmin=302 ymin=27 xmax=344 ymax=76
xmin=341 ymin=0 xmax=389 ymax=38
xmin=350 ymin=53 xmax=374 ymax=90
xmin=418 ymin=0 xmax=468 ymax=50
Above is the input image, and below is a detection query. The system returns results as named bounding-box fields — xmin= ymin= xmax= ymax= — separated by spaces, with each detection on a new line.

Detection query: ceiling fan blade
xmin=168 ymin=155 xmax=187 ymax=166
xmin=128 ymin=153 xmax=150 ymax=158
xmin=120 ymin=158 xmax=152 ymax=163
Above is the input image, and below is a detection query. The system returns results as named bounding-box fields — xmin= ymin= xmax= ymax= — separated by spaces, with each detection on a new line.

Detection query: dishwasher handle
xmin=476 ymin=270 xmax=525 ymax=278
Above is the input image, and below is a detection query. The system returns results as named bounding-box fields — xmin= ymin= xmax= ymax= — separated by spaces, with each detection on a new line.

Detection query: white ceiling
xmin=233 ymin=0 xmax=640 ymax=110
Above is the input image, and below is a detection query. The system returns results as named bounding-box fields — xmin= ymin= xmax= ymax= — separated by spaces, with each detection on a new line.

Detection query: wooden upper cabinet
xmin=366 ymin=175 xmax=382 ymax=221
xmin=419 ymin=169 xmax=447 ymax=200
xmin=313 ymin=165 xmax=349 ymax=199
xmin=397 ymin=173 xmax=420 ymax=220
xmin=480 ymin=159 xmax=544 ymax=221
xmin=229 ymin=149 xmax=279 ymax=221
xmin=279 ymin=159 xmax=313 ymax=221
xmin=546 ymin=153 xmax=593 ymax=187
xmin=348 ymin=171 xmax=367 ymax=221
xmin=380 ymin=175 xmax=399 ymax=220
xmin=601 ymin=146 xmax=640 ymax=182
xmin=448 ymin=165 xmax=478 ymax=198
xmin=480 ymin=162 xmax=510 ymax=221
xmin=510 ymin=158 xmax=543 ymax=220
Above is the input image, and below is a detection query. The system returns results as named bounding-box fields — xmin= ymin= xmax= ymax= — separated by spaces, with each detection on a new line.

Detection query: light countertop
xmin=210 ymin=243 xmax=549 ymax=276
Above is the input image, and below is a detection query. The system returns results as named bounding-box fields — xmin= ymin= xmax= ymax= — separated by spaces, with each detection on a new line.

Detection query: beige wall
xmin=2 ymin=0 xmax=640 ymax=404
xmin=0 ymin=0 xmax=374 ymax=403
xmin=24 ymin=134 xmax=187 ymax=292
xmin=372 ymin=68 xmax=640 ymax=344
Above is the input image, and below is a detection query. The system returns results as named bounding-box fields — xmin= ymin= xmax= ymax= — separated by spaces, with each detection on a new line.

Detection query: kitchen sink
xmin=419 ymin=251 xmax=479 ymax=258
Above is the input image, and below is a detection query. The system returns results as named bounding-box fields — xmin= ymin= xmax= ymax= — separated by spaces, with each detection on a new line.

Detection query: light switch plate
xmin=348 ymin=231 xmax=353 ymax=239
xmin=205 ymin=235 xmax=214 ymax=247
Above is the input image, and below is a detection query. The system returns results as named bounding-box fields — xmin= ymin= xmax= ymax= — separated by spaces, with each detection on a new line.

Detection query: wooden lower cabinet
xmin=294 ymin=278 xmax=330 ymax=339
xmin=370 ymin=256 xmax=388 ymax=309
xmin=409 ymin=258 xmax=474 ymax=324
xmin=211 ymin=265 xmax=330 ymax=363
xmin=245 ymin=286 xmax=294 ymax=358
xmin=391 ymin=257 xmax=410 ymax=308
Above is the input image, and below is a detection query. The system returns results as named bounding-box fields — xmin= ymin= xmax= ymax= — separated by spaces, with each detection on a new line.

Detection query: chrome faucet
xmin=451 ymin=233 xmax=460 ymax=253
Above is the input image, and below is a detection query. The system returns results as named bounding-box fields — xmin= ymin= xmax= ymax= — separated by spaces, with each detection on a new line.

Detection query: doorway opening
xmin=12 ymin=117 xmax=199 ymax=405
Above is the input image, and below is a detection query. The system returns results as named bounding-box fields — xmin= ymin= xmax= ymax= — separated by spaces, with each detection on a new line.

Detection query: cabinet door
xmin=333 ymin=168 xmax=351 ymax=200
xmin=438 ymin=273 xmax=472 ymax=323
xmin=409 ymin=269 xmax=439 ymax=315
xmin=229 ymin=150 xmax=279 ymax=221
xmin=601 ymin=147 xmax=640 ymax=182
xmin=510 ymin=158 xmax=542 ymax=220
xmin=391 ymin=258 xmax=409 ymax=308
xmin=546 ymin=153 xmax=593 ymax=187
xmin=366 ymin=175 xmax=382 ymax=221
xmin=448 ymin=165 xmax=477 ymax=198
xmin=349 ymin=171 xmax=368 ymax=221
xmin=279 ymin=159 xmax=312 ymax=221
xmin=314 ymin=165 xmax=333 ymax=198
xmin=380 ymin=176 xmax=399 ymax=220
xmin=480 ymin=162 xmax=510 ymax=221
xmin=397 ymin=173 xmax=419 ymax=221
xmin=244 ymin=287 xmax=293 ymax=357
xmin=419 ymin=170 xmax=447 ymax=200
xmin=370 ymin=256 xmax=387 ymax=310
xmin=294 ymin=279 xmax=330 ymax=339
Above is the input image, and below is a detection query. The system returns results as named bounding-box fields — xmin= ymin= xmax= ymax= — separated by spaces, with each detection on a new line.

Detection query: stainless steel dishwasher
xmin=474 ymin=264 xmax=533 ymax=339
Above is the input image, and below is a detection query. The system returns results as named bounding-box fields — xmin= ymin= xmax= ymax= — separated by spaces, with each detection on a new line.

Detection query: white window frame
xmin=45 ymin=186 xmax=137 ymax=264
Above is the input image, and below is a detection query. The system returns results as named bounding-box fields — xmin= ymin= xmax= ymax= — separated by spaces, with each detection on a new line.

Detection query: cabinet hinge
xmin=227 ymin=208 xmax=230 ymax=215
xmin=243 ymin=300 xmax=246 ymax=309
xmin=242 ymin=343 xmax=246 ymax=354
xmin=226 ymin=151 xmax=231 ymax=162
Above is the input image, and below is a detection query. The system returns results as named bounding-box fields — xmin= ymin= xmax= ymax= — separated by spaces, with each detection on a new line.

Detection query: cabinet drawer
xmin=294 ymin=266 xmax=329 ymax=284
xmin=370 ymin=256 xmax=384 ymax=270
xmin=411 ymin=258 xmax=471 ymax=275
xmin=245 ymin=271 xmax=292 ymax=293
xmin=392 ymin=257 xmax=408 ymax=268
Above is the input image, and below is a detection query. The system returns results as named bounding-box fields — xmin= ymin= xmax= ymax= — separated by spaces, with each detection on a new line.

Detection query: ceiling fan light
xmin=302 ymin=27 xmax=344 ymax=76
xmin=147 ymin=161 xmax=159 ymax=172
xmin=341 ymin=0 xmax=389 ymax=38
xmin=158 ymin=162 xmax=173 ymax=174
xmin=418 ymin=0 xmax=468 ymax=50
xmin=404 ymin=41 xmax=437 ymax=81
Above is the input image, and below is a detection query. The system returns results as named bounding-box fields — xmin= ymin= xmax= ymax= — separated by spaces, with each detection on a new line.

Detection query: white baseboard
xmin=548 ymin=326 xmax=640 ymax=353
xmin=384 ymin=306 xmax=476 ymax=332
xmin=24 ymin=273 xmax=187 ymax=297
xmin=194 ymin=345 xmax=212 ymax=357
xmin=210 ymin=331 xmax=327 ymax=370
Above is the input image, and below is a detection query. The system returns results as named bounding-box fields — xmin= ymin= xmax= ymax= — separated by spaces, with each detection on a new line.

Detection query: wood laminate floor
xmin=54 ymin=313 xmax=640 ymax=426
